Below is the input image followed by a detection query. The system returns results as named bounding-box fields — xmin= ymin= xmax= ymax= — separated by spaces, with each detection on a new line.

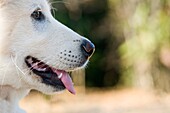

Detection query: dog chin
xmin=34 ymin=83 xmax=65 ymax=94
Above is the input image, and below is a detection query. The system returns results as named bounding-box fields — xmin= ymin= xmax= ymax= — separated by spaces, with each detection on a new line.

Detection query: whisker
xmin=11 ymin=55 xmax=27 ymax=76
xmin=51 ymin=8 xmax=57 ymax=17
xmin=49 ymin=0 xmax=71 ymax=5
xmin=0 ymin=60 xmax=10 ymax=95
xmin=10 ymin=55 xmax=36 ymax=84
xmin=13 ymin=55 xmax=25 ymax=82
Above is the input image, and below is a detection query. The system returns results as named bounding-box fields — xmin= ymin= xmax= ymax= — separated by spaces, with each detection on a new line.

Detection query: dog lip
xmin=25 ymin=56 xmax=75 ymax=94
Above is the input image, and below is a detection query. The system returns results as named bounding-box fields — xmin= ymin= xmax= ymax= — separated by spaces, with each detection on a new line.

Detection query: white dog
xmin=0 ymin=0 xmax=95 ymax=113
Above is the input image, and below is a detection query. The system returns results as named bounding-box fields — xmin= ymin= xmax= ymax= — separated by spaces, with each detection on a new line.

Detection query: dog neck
xmin=0 ymin=85 xmax=30 ymax=113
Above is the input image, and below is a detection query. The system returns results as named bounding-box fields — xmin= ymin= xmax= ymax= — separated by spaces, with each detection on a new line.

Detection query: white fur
xmin=0 ymin=0 xmax=91 ymax=113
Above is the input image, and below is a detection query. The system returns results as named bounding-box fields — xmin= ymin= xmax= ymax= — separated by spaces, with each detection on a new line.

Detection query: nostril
xmin=82 ymin=44 xmax=94 ymax=55
xmin=81 ymin=39 xmax=95 ymax=58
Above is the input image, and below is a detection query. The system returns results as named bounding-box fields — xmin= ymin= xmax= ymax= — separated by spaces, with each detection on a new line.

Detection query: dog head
xmin=0 ymin=0 xmax=95 ymax=94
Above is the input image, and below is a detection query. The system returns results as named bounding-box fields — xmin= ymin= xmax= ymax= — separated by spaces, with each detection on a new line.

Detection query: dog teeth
xmin=58 ymin=73 xmax=63 ymax=79
xmin=37 ymin=68 xmax=47 ymax=71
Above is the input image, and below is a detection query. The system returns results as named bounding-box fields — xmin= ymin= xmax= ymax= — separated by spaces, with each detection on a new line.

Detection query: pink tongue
xmin=61 ymin=73 xmax=76 ymax=95
xmin=52 ymin=69 xmax=76 ymax=94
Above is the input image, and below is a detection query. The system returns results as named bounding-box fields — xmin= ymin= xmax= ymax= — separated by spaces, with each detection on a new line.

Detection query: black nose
xmin=81 ymin=39 xmax=95 ymax=59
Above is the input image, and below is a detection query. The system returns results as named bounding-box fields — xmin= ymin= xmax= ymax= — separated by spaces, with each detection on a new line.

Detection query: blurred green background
xmin=51 ymin=0 xmax=170 ymax=92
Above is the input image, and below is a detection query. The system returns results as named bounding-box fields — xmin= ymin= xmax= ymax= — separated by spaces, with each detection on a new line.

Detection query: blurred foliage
xmin=52 ymin=0 xmax=170 ymax=91
xmin=114 ymin=0 xmax=170 ymax=91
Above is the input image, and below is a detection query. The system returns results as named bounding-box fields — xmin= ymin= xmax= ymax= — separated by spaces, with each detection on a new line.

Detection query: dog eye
xmin=31 ymin=9 xmax=44 ymax=21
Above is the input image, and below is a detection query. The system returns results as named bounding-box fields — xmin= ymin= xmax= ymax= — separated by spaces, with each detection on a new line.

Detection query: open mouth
xmin=25 ymin=56 xmax=76 ymax=94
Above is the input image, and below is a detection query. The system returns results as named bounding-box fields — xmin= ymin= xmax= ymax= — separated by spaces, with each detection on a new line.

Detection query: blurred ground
xmin=20 ymin=87 xmax=170 ymax=113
